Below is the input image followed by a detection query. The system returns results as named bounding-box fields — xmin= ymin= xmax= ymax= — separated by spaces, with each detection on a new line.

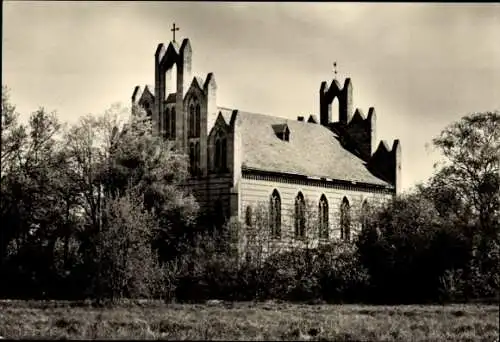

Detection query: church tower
xmin=138 ymin=24 xmax=218 ymax=178
xmin=154 ymin=24 xmax=192 ymax=153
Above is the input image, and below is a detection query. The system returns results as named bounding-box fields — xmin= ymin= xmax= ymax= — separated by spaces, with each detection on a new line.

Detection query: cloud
xmin=3 ymin=2 xmax=500 ymax=190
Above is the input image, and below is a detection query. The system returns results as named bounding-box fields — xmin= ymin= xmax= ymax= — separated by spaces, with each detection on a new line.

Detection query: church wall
xmin=237 ymin=175 xmax=393 ymax=255
xmin=183 ymin=174 xmax=233 ymax=218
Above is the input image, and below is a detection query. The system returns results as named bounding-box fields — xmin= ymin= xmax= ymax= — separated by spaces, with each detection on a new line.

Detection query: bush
xmin=357 ymin=194 xmax=473 ymax=303
xmin=316 ymin=242 xmax=370 ymax=303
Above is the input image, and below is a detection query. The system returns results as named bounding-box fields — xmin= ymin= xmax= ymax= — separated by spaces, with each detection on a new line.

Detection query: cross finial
xmin=333 ymin=61 xmax=338 ymax=79
xmin=171 ymin=23 xmax=180 ymax=42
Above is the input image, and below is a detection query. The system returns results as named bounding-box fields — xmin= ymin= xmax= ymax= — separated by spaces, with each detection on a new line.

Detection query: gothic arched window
xmin=189 ymin=104 xmax=195 ymax=137
xmin=319 ymin=194 xmax=329 ymax=239
xmin=295 ymin=192 xmax=306 ymax=239
xmin=214 ymin=134 xmax=227 ymax=173
xmin=171 ymin=107 xmax=176 ymax=138
xmin=340 ymin=197 xmax=351 ymax=241
xmin=195 ymin=104 xmax=201 ymax=137
xmin=215 ymin=138 xmax=221 ymax=171
xmin=270 ymin=189 xmax=281 ymax=238
xmin=221 ymin=137 xmax=227 ymax=171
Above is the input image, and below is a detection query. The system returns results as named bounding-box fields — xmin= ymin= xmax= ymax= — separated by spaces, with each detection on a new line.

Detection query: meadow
xmin=0 ymin=300 xmax=498 ymax=340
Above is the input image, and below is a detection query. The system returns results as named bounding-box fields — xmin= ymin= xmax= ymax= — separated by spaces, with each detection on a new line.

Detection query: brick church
xmin=131 ymin=32 xmax=401 ymax=248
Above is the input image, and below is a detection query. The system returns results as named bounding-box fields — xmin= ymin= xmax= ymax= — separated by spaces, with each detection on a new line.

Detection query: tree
xmin=431 ymin=111 xmax=499 ymax=240
xmin=357 ymin=193 xmax=470 ymax=303
xmin=92 ymin=189 xmax=165 ymax=301
xmin=0 ymin=90 xmax=79 ymax=298
xmin=1 ymin=86 xmax=25 ymax=179
xmin=430 ymin=111 xmax=499 ymax=298
xmin=1 ymin=86 xmax=27 ymax=258
xmin=62 ymin=103 xmax=199 ymax=299
xmin=1 ymin=89 xmax=200 ymax=300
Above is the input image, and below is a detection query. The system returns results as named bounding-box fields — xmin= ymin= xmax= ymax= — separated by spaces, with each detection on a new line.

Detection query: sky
xmin=3 ymin=2 xmax=500 ymax=192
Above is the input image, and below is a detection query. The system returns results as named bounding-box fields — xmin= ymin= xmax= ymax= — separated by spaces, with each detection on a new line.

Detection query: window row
xmin=161 ymin=103 xmax=200 ymax=140
xmin=246 ymin=190 xmax=371 ymax=241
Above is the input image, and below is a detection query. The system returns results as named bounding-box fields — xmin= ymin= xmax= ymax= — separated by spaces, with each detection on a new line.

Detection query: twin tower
xmin=132 ymin=38 xmax=218 ymax=155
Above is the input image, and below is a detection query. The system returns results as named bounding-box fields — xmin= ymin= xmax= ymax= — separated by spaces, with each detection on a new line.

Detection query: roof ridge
xmin=217 ymin=106 xmax=318 ymax=126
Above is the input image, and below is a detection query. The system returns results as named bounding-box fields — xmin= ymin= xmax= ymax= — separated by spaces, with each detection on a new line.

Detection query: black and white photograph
xmin=1 ymin=2 xmax=499 ymax=340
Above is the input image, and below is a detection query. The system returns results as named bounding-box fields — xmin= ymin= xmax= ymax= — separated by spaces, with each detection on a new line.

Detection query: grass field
xmin=0 ymin=300 xmax=498 ymax=340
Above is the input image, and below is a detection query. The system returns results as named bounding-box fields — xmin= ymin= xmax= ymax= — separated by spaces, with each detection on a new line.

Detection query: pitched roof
xmin=234 ymin=110 xmax=390 ymax=187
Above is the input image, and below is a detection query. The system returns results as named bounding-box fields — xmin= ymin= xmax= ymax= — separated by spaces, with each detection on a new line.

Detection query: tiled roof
xmin=233 ymin=110 xmax=390 ymax=187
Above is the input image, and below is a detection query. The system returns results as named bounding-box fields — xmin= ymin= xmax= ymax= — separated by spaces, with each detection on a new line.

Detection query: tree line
xmin=1 ymin=85 xmax=498 ymax=304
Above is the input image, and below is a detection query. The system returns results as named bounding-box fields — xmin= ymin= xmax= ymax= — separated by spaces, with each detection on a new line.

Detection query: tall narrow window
xmin=171 ymin=108 xmax=176 ymax=138
xmin=195 ymin=104 xmax=201 ymax=137
xmin=361 ymin=200 xmax=369 ymax=232
xmin=214 ymin=135 xmax=227 ymax=173
xmin=270 ymin=190 xmax=281 ymax=238
xmin=319 ymin=195 xmax=329 ymax=239
xmin=295 ymin=192 xmax=306 ymax=239
xmin=165 ymin=108 xmax=170 ymax=139
xmin=221 ymin=137 xmax=227 ymax=171
xmin=340 ymin=197 xmax=351 ymax=241
xmin=215 ymin=139 xmax=221 ymax=171
xmin=189 ymin=104 xmax=195 ymax=137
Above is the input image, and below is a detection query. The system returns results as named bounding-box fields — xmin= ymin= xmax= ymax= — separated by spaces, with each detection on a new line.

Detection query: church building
xmin=131 ymin=30 xmax=401 ymax=250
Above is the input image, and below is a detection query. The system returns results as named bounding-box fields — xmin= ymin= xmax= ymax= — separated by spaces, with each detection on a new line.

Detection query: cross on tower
xmin=171 ymin=23 xmax=180 ymax=42
xmin=333 ymin=61 xmax=338 ymax=79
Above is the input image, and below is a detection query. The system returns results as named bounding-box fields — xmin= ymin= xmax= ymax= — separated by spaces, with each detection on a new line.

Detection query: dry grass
xmin=0 ymin=300 xmax=498 ymax=340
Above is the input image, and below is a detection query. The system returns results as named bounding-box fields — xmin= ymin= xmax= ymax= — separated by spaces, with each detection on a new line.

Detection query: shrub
xmin=357 ymin=194 xmax=473 ymax=303
xmin=316 ymin=241 xmax=370 ymax=303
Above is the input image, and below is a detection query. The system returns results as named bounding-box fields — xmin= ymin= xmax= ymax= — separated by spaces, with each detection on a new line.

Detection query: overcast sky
xmin=3 ymin=2 xmax=500 ymax=191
